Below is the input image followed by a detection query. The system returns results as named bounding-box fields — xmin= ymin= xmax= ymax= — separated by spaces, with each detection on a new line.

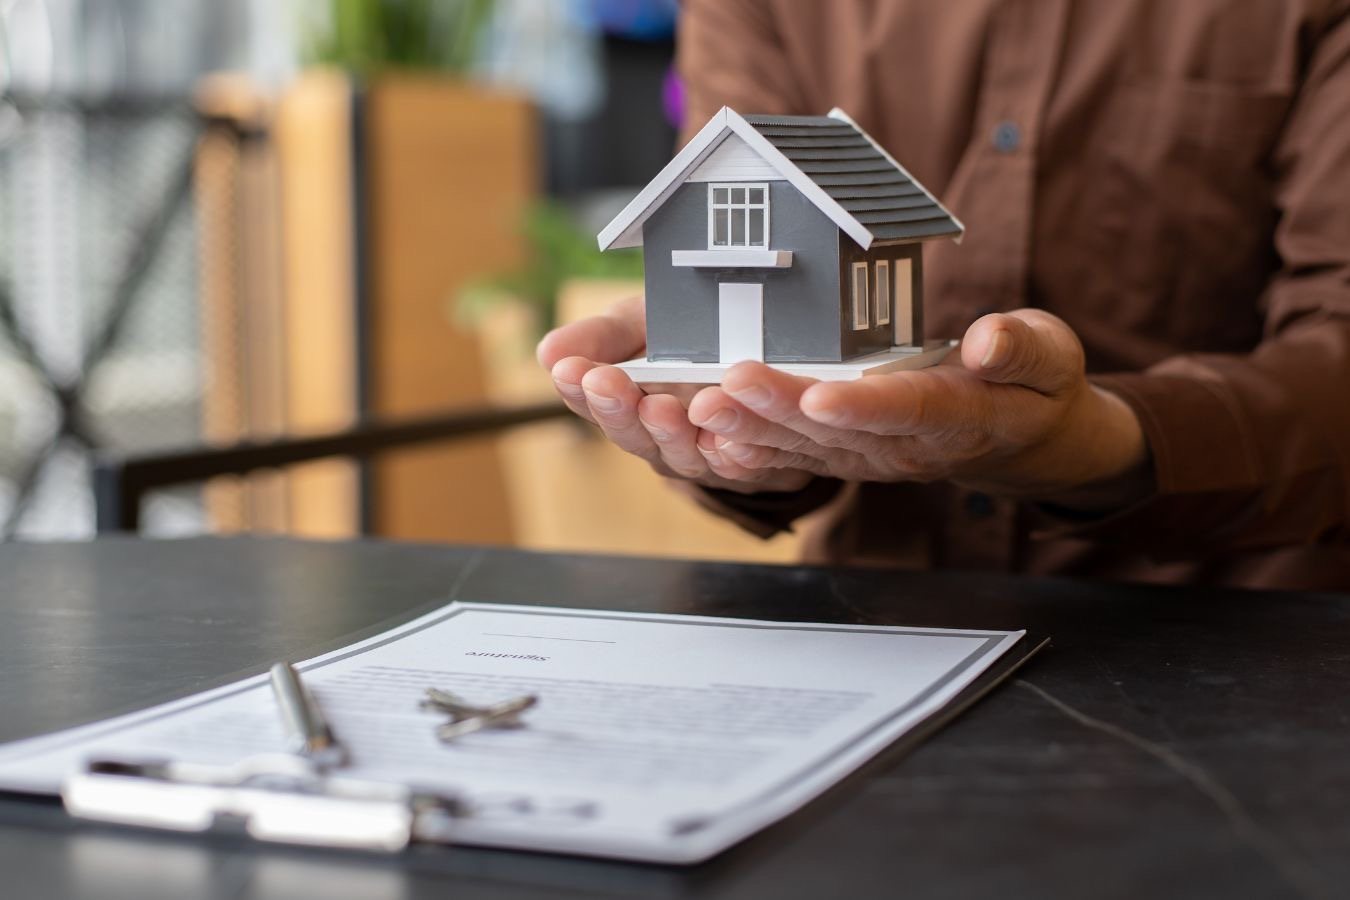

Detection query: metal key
xmin=420 ymin=688 xmax=538 ymax=743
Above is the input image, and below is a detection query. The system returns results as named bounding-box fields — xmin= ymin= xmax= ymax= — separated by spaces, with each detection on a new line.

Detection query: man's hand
xmin=688 ymin=309 xmax=1151 ymax=510
xmin=536 ymin=296 xmax=814 ymax=494
xmin=538 ymin=300 xmax=1151 ymax=510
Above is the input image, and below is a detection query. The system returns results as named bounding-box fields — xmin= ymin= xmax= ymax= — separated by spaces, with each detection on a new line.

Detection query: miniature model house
xmin=598 ymin=107 xmax=964 ymax=382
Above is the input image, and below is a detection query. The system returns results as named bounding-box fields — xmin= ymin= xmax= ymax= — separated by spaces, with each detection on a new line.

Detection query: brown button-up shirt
xmin=676 ymin=0 xmax=1350 ymax=591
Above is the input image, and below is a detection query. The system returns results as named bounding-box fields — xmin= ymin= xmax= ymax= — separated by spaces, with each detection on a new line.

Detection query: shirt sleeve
xmin=1061 ymin=8 xmax=1350 ymax=556
xmin=678 ymin=1 xmax=1350 ymax=558
xmin=676 ymin=0 xmax=805 ymax=143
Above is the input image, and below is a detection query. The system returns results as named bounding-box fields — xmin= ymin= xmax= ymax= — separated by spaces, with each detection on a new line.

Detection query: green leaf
xmin=299 ymin=0 xmax=489 ymax=73
xmin=457 ymin=201 xmax=644 ymax=336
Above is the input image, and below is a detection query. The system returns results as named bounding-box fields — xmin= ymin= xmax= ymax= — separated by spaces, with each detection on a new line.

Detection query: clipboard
xmin=57 ymin=632 xmax=1049 ymax=856
xmin=0 ymin=602 xmax=1045 ymax=864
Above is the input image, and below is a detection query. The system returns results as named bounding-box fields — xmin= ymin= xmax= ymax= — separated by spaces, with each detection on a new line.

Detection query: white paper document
xmin=0 ymin=602 xmax=1026 ymax=863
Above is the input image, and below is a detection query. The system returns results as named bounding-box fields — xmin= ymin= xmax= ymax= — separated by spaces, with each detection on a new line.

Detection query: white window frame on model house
xmin=851 ymin=262 xmax=869 ymax=330
xmin=875 ymin=259 xmax=891 ymax=325
xmin=708 ymin=183 xmax=770 ymax=249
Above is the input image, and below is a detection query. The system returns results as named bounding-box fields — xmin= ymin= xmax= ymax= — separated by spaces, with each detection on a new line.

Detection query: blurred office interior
xmin=0 ymin=0 xmax=800 ymax=561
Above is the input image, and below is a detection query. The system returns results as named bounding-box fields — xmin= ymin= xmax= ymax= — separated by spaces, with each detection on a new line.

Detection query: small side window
xmin=851 ymin=263 xmax=869 ymax=330
xmin=875 ymin=260 xmax=891 ymax=325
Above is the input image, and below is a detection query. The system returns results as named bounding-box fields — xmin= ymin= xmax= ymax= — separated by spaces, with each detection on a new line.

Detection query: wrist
xmin=1038 ymin=385 xmax=1153 ymax=511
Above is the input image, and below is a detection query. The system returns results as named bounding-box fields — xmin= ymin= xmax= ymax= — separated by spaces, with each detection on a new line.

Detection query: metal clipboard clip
xmin=58 ymin=664 xmax=550 ymax=851
xmin=58 ymin=665 xmax=539 ymax=852
xmin=62 ymin=754 xmax=465 ymax=852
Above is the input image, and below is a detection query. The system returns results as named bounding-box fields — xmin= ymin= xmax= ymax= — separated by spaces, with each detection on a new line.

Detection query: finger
xmin=579 ymin=365 xmax=663 ymax=465
xmin=536 ymin=295 xmax=646 ymax=370
xmin=695 ymin=462 xmax=815 ymax=494
xmin=689 ymin=381 xmax=875 ymax=477
xmin=799 ymin=367 xmax=996 ymax=437
xmin=959 ymin=310 xmax=1084 ymax=396
xmin=715 ymin=362 xmax=879 ymax=453
xmin=641 ymin=381 xmax=705 ymax=409
xmin=687 ymin=384 xmax=821 ymax=456
xmin=637 ymin=393 xmax=708 ymax=479
xmin=694 ymin=428 xmax=784 ymax=485
xmin=550 ymin=356 xmax=602 ymax=424
xmin=714 ymin=439 xmax=842 ymax=479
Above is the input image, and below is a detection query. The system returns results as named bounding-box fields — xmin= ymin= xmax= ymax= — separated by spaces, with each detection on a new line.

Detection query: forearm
xmin=1045 ymin=316 xmax=1350 ymax=554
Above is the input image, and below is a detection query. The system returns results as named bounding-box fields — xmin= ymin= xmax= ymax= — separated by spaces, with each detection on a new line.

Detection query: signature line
xmin=482 ymin=632 xmax=617 ymax=644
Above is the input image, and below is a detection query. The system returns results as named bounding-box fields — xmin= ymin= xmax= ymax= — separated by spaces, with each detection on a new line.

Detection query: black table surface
xmin=0 ymin=537 xmax=1345 ymax=900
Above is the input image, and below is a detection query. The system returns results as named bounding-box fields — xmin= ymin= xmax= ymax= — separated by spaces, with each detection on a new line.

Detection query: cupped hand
xmin=538 ymin=302 xmax=1149 ymax=510
xmin=686 ymin=310 xmax=1150 ymax=509
xmin=536 ymin=296 xmax=814 ymax=494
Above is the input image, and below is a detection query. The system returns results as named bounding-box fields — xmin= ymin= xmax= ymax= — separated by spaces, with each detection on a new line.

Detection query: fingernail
xmin=639 ymin=417 xmax=670 ymax=441
xmin=728 ymin=384 xmax=771 ymax=408
xmin=584 ymin=388 xmax=621 ymax=412
xmin=806 ymin=404 xmax=846 ymax=426
xmin=700 ymin=408 xmax=738 ymax=432
xmin=721 ymin=441 xmax=753 ymax=461
xmin=553 ymin=379 xmax=584 ymax=399
xmin=981 ymin=329 xmax=1011 ymax=369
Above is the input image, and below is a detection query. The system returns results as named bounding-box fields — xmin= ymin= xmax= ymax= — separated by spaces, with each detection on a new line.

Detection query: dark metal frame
xmin=1 ymin=93 xmax=571 ymax=540
xmin=0 ymin=93 xmax=202 ymax=537
xmin=93 ymin=402 xmax=569 ymax=533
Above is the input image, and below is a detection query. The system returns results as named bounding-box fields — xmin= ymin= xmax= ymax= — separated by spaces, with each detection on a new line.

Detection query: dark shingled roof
xmin=743 ymin=114 xmax=962 ymax=243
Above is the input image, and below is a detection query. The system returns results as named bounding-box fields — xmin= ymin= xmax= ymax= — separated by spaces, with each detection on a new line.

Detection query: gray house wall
xmin=642 ymin=181 xmax=844 ymax=363
xmin=838 ymin=238 xmax=925 ymax=356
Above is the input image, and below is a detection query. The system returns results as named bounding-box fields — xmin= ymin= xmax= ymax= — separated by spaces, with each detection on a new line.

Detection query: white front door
xmin=718 ymin=282 xmax=764 ymax=363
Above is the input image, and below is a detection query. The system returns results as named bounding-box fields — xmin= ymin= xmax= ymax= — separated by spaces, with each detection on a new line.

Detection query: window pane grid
xmin=709 ymin=183 xmax=769 ymax=248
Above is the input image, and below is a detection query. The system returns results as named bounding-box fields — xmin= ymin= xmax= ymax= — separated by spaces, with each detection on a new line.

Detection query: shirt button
xmin=965 ymin=492 xmax=995 ymax=519
xmin=992 ymin=121 xmax=1021 ymax=154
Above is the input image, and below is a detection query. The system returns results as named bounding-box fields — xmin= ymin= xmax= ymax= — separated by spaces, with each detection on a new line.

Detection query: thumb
xmin=959 ymin=310 xmax=1085 ymax=396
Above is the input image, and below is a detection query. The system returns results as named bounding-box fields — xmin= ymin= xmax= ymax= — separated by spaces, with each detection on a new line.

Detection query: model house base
xmin=617 ymin=340 xmax=956 ymax=384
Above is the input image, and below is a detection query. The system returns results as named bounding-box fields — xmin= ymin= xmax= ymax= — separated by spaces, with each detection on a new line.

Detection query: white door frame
xmin=718 ymin=282 xmax=764 ymax=363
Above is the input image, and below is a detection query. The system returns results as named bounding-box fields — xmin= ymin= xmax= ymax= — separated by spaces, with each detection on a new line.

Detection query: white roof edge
xmin=827 ymin=107 xmax=966 ymax=240
xmin=599 ymin=106 xmax=959 ymax=253
xmin=597 ymin=107 xmax=731 ymax=250
xmin=724 ymin=109 xmax=875 ymax=250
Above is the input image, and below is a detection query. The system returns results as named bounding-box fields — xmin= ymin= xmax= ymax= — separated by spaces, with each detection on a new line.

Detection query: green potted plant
xmin=456 ymin=200 xmax=643 ymax=401
xmin=459 ymin=200 xmax=644 ymax=337
xmin=300 ymin=0 xmax=494 ymax=74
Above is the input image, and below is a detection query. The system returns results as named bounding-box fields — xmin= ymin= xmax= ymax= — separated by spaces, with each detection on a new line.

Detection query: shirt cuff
xmin=679 ymin=478 xmax=846 ymax=539
xmin=1089 ymin=371 xmax=1260 ymax=494
xmin=1030 ymin=372 xmax=1263 ymax=555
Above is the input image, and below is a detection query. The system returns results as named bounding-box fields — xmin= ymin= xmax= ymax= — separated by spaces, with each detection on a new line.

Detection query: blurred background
xmin=0 ymin=0 xmax=799 ymax=561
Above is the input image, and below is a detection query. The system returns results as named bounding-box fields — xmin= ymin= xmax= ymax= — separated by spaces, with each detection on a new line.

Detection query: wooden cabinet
xmin=198 ymin=70 xmax=534 ymax=543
